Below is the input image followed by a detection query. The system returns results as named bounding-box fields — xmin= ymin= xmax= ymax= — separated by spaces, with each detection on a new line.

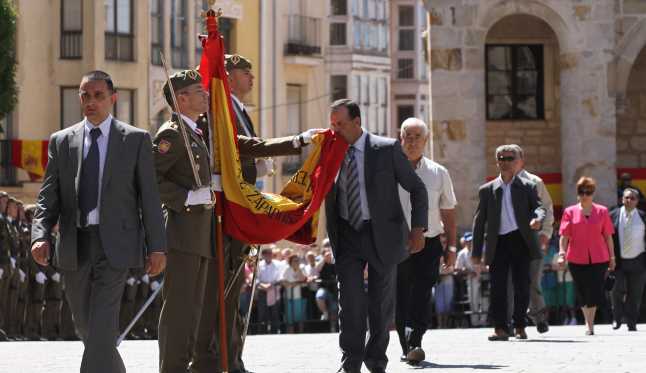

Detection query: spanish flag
xmin=199 ymin=13 xmax=347 ymax=244
xmin=11 ymin=140 xmax=49 ymax=180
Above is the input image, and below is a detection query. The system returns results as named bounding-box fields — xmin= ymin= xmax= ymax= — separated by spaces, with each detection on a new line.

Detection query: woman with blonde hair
xmin=558 ymin=177 xmax=615 ymax=335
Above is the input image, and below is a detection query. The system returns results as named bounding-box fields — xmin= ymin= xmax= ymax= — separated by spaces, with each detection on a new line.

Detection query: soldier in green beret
xmin=154 ymin=69 xmax=215 ymax=373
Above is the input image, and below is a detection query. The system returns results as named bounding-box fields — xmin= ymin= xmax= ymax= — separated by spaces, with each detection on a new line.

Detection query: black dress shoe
xmin=612 ymin=321 xmax=622 ymax=330
xmin=0 ymin=329 xmax=7 ymax=341
xmin=368 ymin=368 xmax=386 ymax=373
xmin=628 ymin=323 xmax=637 ymax=332
xmin=488 ymin=328 xmax=510 ymax=341
xmin=536 ymin=321 xmax=549 ymax=334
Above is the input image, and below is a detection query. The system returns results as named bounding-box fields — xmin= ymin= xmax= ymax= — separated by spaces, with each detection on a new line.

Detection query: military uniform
xmin=154 ymin=69 xmax=217 ymax=373
xmin=119 ymin=268 xmax=140 ymax=339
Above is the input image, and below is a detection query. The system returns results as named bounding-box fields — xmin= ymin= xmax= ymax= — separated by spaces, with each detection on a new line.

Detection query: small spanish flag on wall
xmin=11 ymin=140 xmax=49 ymax=180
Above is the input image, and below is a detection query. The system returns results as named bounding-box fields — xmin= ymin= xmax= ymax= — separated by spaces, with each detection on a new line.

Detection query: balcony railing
xmin=285 ymin=15 xmax=322 ymax=56
xmin=105 ymin=33 xmax=134 ymax=61
xmin=60 ymin=31 xmax=82 ymax=59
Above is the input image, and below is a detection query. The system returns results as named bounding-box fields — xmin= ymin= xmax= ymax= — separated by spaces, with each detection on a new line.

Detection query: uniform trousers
xmin=158 ymin=251 xmax=211 ymax=373
xmin=62 ymin=226 xmax=128 ymax=373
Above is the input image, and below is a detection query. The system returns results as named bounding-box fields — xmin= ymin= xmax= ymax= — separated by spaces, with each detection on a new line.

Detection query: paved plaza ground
xmin=2 ymin=325 xmax=646 ymax=372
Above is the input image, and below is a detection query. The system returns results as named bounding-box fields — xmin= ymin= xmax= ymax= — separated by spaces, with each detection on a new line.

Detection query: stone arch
xmin=615 ymin=18 xmax=646 ymax=104
xmin=477 ymin=0 xmax=580 ymax=53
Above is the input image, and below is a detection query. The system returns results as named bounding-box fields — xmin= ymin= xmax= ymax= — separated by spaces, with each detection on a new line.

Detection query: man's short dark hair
xmin=81 ymin=70 xmax=115 ymax=92
xmin=623 ymin=187 xmax=640 ymax=199
xmin=330 ymin=98 xmax=361 ymax=121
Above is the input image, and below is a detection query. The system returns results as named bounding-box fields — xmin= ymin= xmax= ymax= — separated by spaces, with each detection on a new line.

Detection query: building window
xmin=397 ymin=105 xmax=414 ymax=128
xmin=398 ymin=5 xmax=414 ymax=26
xmin=486 ymin=45 xmax=544 ymax=120
xmin=397 ymin=59 xmax=414 ymax=79
xmin=60 ymin=0 xmax=83 ymax=59
xmin=114 ymin=89 xmax=135 ymax=125
xmin=105 ymin=0 xmax=134 ymax=61
xmin=60 ymin=87 xmax=83 ymax=129
xmin=330 ymin=23 xmax=346 ymax=46
xmin=331 ymin=0 xmax=347 ymax=15
xmin=398 ymin=29 xmax=414 ymax=51
xmin=151 ymin=0 xmax=163 ymax=65
xmin=331 ymin=75 xmax=347 ymax=102
xmin=283 ymin=84 xmax=304 ymax=176
xmin=171 ymin=0 xmax=188 ymax=68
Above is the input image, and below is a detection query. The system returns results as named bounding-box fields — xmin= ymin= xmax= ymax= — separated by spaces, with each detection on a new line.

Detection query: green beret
xmin=163 ymin=69 xmax=202 ymax=107
xmin=225 ymin=54 xmax=252 ymax=71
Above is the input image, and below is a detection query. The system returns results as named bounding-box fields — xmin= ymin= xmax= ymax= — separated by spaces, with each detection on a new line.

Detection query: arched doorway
xmin=484 ymin=14 xmax=563 ymax=212
xmin=617 ymin=45 xmax=646 ymax=200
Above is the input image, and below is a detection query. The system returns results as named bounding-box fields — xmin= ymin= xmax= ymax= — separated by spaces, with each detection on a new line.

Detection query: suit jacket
xmin=472 ymin=176 xmax=545 ymax=265
xmin=609 ymin=207 xmax=646 ymax=270
xmin=154 ymin=117 xmax=214 ymax=258
xmin=31 ymin=119 xmax=166 ymax=271
xmin=325 ymin=133 xmax=428 ymax=269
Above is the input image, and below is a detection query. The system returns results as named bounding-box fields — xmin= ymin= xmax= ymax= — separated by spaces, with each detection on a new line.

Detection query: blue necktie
xmin=79 ymin=128 xmax=101 ymax=227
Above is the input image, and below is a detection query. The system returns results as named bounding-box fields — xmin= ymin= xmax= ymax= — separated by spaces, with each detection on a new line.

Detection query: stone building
xmin=423 ymin=0 xmax=646 ymax=228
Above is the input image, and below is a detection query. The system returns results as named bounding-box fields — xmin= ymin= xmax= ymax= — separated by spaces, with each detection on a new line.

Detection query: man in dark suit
xmin=31 ymin=70 xmax=167 ymax=373
xmin=472 ymin=144 xmax=545 ymax=341
xmin=325 ymin=99 xmax=428 ymax=373
xmin=610 ymin=188 xmax=646 ymax=331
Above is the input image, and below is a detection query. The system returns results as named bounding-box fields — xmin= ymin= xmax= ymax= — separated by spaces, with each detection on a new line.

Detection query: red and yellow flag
xmin=11 ymin=140 xmax=49 ymax=180
xmin=198 ymin=13 xmax=347 ymax=244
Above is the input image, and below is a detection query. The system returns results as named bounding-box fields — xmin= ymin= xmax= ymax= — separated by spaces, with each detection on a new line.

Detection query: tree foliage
xmin=0 ymin=0 xmax=17 ymax=123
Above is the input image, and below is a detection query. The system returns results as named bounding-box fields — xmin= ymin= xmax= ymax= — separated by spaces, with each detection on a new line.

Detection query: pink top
xmin=559 ymin=203 xmax=614 ymax=265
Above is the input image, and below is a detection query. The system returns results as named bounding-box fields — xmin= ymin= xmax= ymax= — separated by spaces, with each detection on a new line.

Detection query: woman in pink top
xmin=558 ymin=177 xmax=616 ymax=335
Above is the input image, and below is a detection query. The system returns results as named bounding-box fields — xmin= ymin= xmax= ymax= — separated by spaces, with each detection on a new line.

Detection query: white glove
xmin=300 ymin=128 xmax=324 ymax=144
xmin=10 ymin=257 xmax=16 ymax=269
xmin=51 ymin=272 xmax=61 ymax=283
xmin=150 ymin=280 xmax=161 ymax=291
xmin=0 ymin=268 xmax=3 ymax=280
xmin=141 ymin=274 xmax=150 ymax=284
xmin=35 ymin=271 xmax=47 ymax=284
xmin=19 ymin=269 xmax=26 ymax=283
xmin=185 ymin=187 xmax=212 ymax=206
xmin=211 ymin=174 xmax=222 ymax=192
xmin=126 ymin=277 xmax=136 ymax=286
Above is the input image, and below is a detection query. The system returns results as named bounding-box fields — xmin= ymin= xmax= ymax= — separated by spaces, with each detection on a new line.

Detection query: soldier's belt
xmin=182 ymin=203 xmax=215 ymax=213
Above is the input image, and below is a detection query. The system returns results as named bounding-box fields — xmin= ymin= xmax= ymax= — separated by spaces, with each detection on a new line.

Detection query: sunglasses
xmin=624 ymin=196 xmax=637 ymax=200
xmin=497 ymin=156 xmax=516 ymax=162
xmin=577 ymin=189 xmax=594 ymax=196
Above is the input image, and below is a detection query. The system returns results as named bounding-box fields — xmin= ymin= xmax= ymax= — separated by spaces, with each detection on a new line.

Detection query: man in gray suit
xmin=472 ymin=144 xmax=545 ymax=341
xmin=31 ymin=71 xmax=167 ymax=373
xmin=325 ymin=99 xmax=428 ymax=373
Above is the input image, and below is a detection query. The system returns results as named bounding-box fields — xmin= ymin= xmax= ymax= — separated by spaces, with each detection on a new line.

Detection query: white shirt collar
xmin=350 ymin=129 xmax=368 ymax=153
xmin=622 ymin=205 xmax=636 ymax=218
xmin=231 ymin=94 xmax=245 ymax=112
xmin=83 ymin=114 xmax=112 ymax=137
xmin=497 ymin=174 xmax=515 ymax=186
xmin=179 ymin=113 xmax=199 ymax=133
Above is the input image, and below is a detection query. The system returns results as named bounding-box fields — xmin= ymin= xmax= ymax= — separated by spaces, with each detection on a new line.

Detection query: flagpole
xmin=201 ymin=3 xmax=229 ymax=372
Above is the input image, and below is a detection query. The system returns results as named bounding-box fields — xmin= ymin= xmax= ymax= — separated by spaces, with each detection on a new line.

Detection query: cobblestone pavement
xmin=2 ymin=325 xmax=646 ymax=373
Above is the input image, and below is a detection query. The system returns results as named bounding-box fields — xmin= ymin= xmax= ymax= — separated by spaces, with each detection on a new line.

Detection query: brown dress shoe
xmin=488 ymin=328 xmax=510 ymax=341
xmin=514 ymin=328 xmax=528 ymax=340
